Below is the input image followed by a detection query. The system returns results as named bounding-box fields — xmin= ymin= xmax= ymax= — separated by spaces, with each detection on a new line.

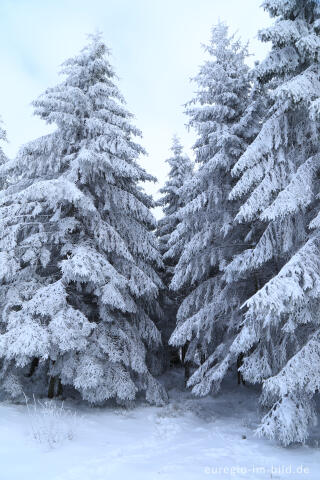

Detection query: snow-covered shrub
xmin=25 ymin=395 xmax=78 ymax=449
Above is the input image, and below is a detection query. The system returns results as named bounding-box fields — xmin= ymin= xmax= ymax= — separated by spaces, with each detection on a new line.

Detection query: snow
xmin=1 ymin=0 xmax=320 ymax=460
xmin=1 ymin=370 xmax=319 ymax=480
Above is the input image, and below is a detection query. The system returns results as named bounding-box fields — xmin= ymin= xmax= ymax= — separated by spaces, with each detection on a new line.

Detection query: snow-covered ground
xmin=1 ymin=370 xmax=319 ymax=480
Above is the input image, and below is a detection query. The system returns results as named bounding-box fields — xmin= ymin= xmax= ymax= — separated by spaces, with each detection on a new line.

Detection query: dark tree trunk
xmin=48 ymin=376 xmax=56 ymax=399
xmin=57 ymin=378 xmax=63 ymax=397
xmin=26 ymin=357 xmax=39 ymax=377
xmin=181 ymin=343 xmax=191 ymax=386
xmin=169 ymin=346 xmax=181 ymax=368
xmin=237 ymin=353 xmax=246 ymax=385
xmin=184 ymin=362 xmax=190 ymax=386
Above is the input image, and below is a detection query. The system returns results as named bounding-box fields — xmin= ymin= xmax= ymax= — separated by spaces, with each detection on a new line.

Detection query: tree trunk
xmin=181 ymin=343 xmax=190 ymax=386
xmin=48 ymin=376 xmax=56 ymax=399
xmin=26 ymin=357 xmax=39 ymax=377
xmin=57 ymin=378 xmax=63 ymax=397
xmin=237 ymin=353 xmax=245 ymax=385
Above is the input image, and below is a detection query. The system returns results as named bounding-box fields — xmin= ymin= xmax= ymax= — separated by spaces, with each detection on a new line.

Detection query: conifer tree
xmin=157 ymin=136 xmax=193 ymax=365
xmin=0 ymin=119 xmax=8 ymax=190
xmin=158 ymin=136 xmax=193 ymax=282
xmin=0 ymin=119 xmax=12 ymax=297
xmin=169 ymin=23 xmax=252 ymax=389
xmin=186 ymin=73 xmax=269 ymax=393
xmin=225 ymin=0 xmax=320 ymax=444
xmin=0 ymin=34 xmax=167 ymax=405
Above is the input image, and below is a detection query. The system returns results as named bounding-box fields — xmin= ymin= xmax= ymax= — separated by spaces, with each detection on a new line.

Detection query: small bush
xmin=24 ymin=394 xmax=78 ymax=449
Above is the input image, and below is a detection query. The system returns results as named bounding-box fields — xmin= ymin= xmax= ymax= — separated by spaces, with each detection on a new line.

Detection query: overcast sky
xmin=0 ymin=0 xmax=271 ymax=212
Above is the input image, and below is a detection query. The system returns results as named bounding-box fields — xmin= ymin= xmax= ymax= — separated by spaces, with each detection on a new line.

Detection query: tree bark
xmin=48 ymin=376 xmax=56 ymax=399
xmin=237 ymin=353 xmax=245 ymax=385
xmin=26 ymin=357 xmax=39 ymax=377
xmin=181 ymin=343 xmax=190 ymax=386
xmin=57 ymin=378 xmax=63 ymax=397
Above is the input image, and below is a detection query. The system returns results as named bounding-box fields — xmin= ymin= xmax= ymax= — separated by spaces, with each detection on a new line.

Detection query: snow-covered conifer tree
xmin=158 ymin=136 xmax=193 ymax=281
xmin=224 ymin=0 xmax=320 ymax=444
xmin=169 ymin=23 xmax=252 ymax=388
xmin=0 ymin=34 xmax=167 ymax=405
xmin=157 ymin=136 xmax=193 ymax=363
xmin=184 ymin=73 xmax=269 ymax=393
xmin=0 ymin=119 xmax=8 ymax=190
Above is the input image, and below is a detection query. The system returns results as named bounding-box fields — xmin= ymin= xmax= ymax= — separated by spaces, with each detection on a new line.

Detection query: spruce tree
xmin=158 ymin=136 xmax=193 ymax=282
xmin=0 ymin=119 xmax=8 ymax=190
xmin=157 ymin=136 xmax=193 ymax=366
xmin=169 ymin=23 xmax=252 ymax=390
xmin=187 ymin=73 xmax=269 ymax=393
xmin=0 ymin=119 xmax=12 ymax=297
xmin=226 ymin=0 xmax=320 ymax=444
xmin=0 ymin=34 xmax=167 ymax=405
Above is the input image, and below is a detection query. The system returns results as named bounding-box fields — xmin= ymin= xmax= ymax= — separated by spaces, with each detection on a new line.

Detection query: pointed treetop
xmin=0 ymin=117 xmax=7 ymax=142
xmin=170 ymin=135 xmax=183 ymax=157
xmin=209 ymin=21 xmax=230 ymax=49
xmin=205 ymin=21 xmax=248 ymax=60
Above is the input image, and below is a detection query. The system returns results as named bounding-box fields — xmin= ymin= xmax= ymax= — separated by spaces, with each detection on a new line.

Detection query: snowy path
xmin=0 ymin=373 xmax=319 ymax=480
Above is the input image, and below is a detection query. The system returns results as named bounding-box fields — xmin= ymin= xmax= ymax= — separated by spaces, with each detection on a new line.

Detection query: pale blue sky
xmin=0 ymin=0 xmax=271 ymax=205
